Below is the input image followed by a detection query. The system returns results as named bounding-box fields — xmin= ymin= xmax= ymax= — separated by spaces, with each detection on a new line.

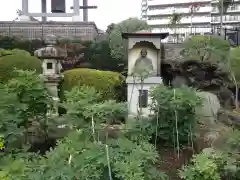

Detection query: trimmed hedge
xmin=0 ymin=53 xmax=42 ymax=82
xmin=62 ymin=68 xmax=125 ymax=100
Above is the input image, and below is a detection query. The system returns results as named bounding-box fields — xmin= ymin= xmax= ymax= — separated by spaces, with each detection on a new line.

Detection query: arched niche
xmin=128 ymin=39 xmax=161 ymax=50
xmin=128 ymin=41 xmax=159 ymax=75
xmin=130 ymin=41 xmax=158 ymax=50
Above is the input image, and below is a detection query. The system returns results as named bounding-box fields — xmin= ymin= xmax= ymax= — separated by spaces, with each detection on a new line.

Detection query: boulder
xmin=196 ymin=91 xmax=221 ymax=124
xmin=217 ymin=109 xmax=240 ymax=128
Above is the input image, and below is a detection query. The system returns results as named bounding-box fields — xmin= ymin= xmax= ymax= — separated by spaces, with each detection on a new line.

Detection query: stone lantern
xmin=34 ymin=34 xmax=67 ymax=115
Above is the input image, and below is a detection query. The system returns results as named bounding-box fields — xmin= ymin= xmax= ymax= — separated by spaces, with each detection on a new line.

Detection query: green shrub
xmin=150 ymin=85 xmax=202 ymax=145
xmin=0 ymin=52 xmax=42 ymax=82
xmin=179 ymin=148 xmax=239 ymax=180
xmin=22 ymin=131 xmax=167 ymax=180
xmin=62 ymin=68 xmax=125 ymax=100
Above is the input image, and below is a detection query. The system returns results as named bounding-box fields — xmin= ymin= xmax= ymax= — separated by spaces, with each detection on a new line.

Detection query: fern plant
xmin=19 ymin=130 xmax=168 ymax=180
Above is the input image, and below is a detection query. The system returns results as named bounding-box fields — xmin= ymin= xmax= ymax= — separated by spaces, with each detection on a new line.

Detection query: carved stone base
xmin=126 ymin=76 xmax=162 ymax=116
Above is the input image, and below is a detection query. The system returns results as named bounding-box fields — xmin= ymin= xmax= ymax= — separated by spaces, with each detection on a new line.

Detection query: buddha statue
xmin=132 ymin=49 xmax=154 ymax=77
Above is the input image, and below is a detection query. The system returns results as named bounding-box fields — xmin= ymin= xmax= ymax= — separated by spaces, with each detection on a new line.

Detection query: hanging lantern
xmin=51 ymin=0 xmax=66 ymax=13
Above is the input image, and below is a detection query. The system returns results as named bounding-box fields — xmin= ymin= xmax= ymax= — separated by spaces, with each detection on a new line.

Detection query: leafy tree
xmin=229 ymin=47 xmax=240 ymax=109
xmin=217 ymin=0 xmax=235 ymax=37
xmin=189 ymin=2 xmax=200 ymax=34
xmin=58 ymin=41 xmax=87 ymax=70
xmin=88 ymin=40 xmax=126 ymax=72
xmin=109 ymin=18 xmax=149 ymax=61
xmin=169 ymin=11 xmax=182 ymax=43
xmin=106 ymin=23 xmax=116 ymax=35
xmin=150 ymin=85 xmax=202 ymax=146
xmin=0 ymin=36 xmax=43 ymax=55
xmin=58 ymin=39 xmax=125 ymax=72
xmin=0 ymin=69 xmax=53 ymax=153
xmin=181 ymin=35 xmax=230 ymax=64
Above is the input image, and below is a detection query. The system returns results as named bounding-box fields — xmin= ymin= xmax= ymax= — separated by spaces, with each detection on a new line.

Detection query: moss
xmin=0 ymin=54 xmax=42 ymax=82
xmin=62 ymin=68 xmax=125 ymax=100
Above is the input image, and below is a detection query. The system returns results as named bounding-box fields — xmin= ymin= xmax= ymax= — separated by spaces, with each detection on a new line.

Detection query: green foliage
xmin=109 ymin=18 xmax=149 ymax=60
xmin=150 ymin=85 xmax=202 ymax=144
xmin=83 ymin=100 xmax=127 ymax=124
xmin=227 ymin=129 xmax=240 ymax=153
xmin=230 ymin=47 xmax=240 ymax=84
xmin=0 ymin=154 xmax=38 ymax=180
xmin=180 ymin=149 xmax=221 ymax=180
xmin=0 ymin=50 xmax=42 ymax=82
xmin=88 ymin=40 xmax=126 ymax=72
xmin=19 ymin=130 xmax=167 ymax=180
xmin=63 ymin=86 xmax=127 ymax=127
xmin=106 ymin=23 xmax=116 ymax=35
xmin=0 ymin=69 xmax=52 ymax=153
xmin=181 ymin=35 xmax=230 ymax=64
xmin=180 ymin=148 xmax=239 ymax=180
xmin=62 ymin=68 xmax=125 ymax=100
xmin=0 ymin=36 xmax=43 ymax=54
xmin=58 ymin=38 xmax=126 ymax=72
xmin=7 ymin=69 xmax=51 ymax=119
xmin=62 ymin=86 xmax=102 ymax=126
xmin=169 ymin=12 xmax=182 ymax=26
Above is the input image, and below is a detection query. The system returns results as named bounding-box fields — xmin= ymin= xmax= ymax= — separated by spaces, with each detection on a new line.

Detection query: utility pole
xmin=70 ymin=0 xmax=97 ymax=22
xmin=42 ymin=0 xmax=47 ymax=22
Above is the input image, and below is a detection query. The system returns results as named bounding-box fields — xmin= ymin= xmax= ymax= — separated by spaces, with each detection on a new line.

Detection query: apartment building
xmin=142 ymin=0 xmax=240 ymax=43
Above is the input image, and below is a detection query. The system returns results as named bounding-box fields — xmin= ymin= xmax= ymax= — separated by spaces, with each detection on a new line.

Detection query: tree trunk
xmin=220 ymin=0 xmax=224 ymax=37
xmin=231 ymin=72 xmax=239 ymax=109
xmin=235 ymin=85 xmax=239 ymax=109
xmin=190 ymin=14 xmax=193 ymax=35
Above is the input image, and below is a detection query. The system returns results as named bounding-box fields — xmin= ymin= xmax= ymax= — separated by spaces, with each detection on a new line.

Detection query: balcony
xmin=148 ymin=6 xmax=211 ymax=17
xmin=148 ymin=0 xmax=210 ymax=8
xmin=148 ymin=16 xmax=211 ymax=26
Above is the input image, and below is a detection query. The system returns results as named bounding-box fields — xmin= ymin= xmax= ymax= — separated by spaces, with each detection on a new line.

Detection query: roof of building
xmin=122 ymin=30 xmax=169 ymax=39
xmin=0 ymin=20 xmax=98 ymax=30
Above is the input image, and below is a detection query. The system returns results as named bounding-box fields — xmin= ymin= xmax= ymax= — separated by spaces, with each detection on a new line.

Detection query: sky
xmin=0 ymin=0 xmax=141 ymax=30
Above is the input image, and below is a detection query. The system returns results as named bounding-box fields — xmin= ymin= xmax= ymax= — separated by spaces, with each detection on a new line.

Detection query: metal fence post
xmin=224 ymin=28 xmax=227 ymax=40
xmin=8 ymin=25 xmax=11 ymax=37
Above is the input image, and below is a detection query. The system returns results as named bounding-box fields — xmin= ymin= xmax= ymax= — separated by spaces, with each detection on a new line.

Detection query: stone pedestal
xmin=40 ymin=74 xmax=63 ymax=116
xmin=126 ymin=76 xmax=162 ymax=116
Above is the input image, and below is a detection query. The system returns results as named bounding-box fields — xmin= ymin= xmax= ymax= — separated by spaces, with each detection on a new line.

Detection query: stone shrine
xmin=34 ymin=34 xmax=67 ymax=114
xmin=122 ymin=31 xmax=169 ymax=116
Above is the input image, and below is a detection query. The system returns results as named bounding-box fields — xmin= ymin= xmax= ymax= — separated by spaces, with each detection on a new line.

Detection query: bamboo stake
xmin=174 ymin=89 xmax=180 ymax=159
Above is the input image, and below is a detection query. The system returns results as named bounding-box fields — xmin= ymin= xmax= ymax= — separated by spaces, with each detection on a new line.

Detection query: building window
xmin=138 ymin=90 xmax=148 ymax=108
xmin=230 ymin=5 xmax=237 ymax=11
xmin=212 ymin=7 xmax=217 ymax=12
xmin=46 ymin=62 xmax=53 ymax=69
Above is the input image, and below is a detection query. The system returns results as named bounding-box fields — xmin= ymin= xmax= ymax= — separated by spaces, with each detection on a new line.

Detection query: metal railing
xmin=157 ymin=26 xmax=240 ymax=45
xmin=0 ymin=24 xmax=98 ymax=41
